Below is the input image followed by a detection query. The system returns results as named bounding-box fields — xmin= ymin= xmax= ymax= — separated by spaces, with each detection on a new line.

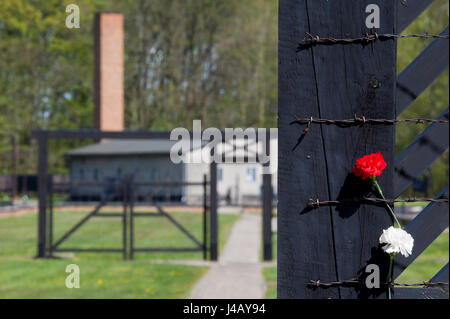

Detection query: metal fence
xmin=46 ymin=175 xmax=210 ymax=260
xmin=32 ymin=130 xmax=220 ymax=261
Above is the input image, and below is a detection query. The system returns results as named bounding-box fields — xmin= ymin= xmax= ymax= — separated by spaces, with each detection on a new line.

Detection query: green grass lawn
xmin=397 ymin=232 xmax=449 ymax=283
xmin=0 ymin=209 xmax=239 ymax=298
xmin=262 ymin=233 xmax=277 ymax=299
xmin=263 ymin=232 xmax=449 ymax=299
xmin=263 ymin=266 xmax=277 ymax=299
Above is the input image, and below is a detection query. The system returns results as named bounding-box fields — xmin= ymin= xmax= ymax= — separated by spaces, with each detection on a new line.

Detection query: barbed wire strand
xmin=307 ymin=197 xmax=449 ymax=208
xmin=294 ymin=116 xmax=449 ymax=134
xmin=307 ymin=279 xmax=449 ymax=288
xmin=308 ymin=278 xmax=449 ymax=288
xmin=300 ymin=32 xmax=449 ymax=47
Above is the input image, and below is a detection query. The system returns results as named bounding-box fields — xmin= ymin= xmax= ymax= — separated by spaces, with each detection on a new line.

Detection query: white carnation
xmin=379 ymin=226 xmax=414 ymax=257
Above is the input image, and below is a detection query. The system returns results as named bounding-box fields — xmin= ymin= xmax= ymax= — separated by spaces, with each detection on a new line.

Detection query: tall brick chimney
xmin=94 ymin=13 xmax=124 ymax=131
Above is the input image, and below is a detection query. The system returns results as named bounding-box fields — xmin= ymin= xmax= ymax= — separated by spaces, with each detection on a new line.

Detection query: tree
xmin=0 ymin=0 xmax=447 ymax=194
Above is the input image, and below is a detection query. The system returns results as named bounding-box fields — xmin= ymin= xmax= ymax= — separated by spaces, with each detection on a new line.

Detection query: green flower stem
xmin=372 ymin=179 xmax=402 ymax=228
xmin=386 ymin=254 xmax=395 ymax=299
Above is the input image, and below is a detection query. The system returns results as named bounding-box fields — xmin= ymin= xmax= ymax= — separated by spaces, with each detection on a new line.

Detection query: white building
xmin=183 ymin=137 xmax=277 ymax=205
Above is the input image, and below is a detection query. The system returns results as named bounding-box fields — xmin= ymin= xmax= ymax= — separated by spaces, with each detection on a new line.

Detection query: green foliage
xmin=0 ymin=0 xmax=277 ymax=174
xmin=0 ymin=0 xmax=110 ymax=174
xmin=0 ymin=0 xmax=447 ymax=194
xmin=121 ymin=0 xmax=277 ymax=129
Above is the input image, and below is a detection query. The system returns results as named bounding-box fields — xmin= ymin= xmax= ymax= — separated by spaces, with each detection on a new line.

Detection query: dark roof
xmin=66 ymin=139 xmax=194 ymax=156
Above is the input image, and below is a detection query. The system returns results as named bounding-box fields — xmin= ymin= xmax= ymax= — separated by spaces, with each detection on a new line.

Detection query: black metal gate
xmin=46 ymin=175 xmax=210 ymax=260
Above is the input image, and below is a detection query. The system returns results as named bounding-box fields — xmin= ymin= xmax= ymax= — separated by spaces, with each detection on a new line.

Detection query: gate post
xmin=122 ymin=176 xmax=129 ymax=260
xmin=129 ymin=175 xmax=135 ymax=260
xmin=203 ymin=174 xmax=208 ymax=260
xmin=278 ymin=0 xmax=396 ymax=298
xmin=48 ymin=174 xmax=54 ymax=257
xmin=209 ymin=162 xmax=218 ymax=261
xmin=262 ymin=132 xmax=273 ymax=261
xmin=37 ymin=133 xmax=48 ymax=258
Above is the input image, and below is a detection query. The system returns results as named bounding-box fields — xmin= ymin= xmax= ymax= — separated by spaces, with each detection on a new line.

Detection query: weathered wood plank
xmin=396 ymin=27 xmax=449 ymax=115
xmin=430 ymin=264 xmax=449 ymax=296
xmin=394 ymin=108 xmax=449 ymax=197
xmin=278 ymin=0 xmax=396 ymax=299
xmin=306 ymin=0 xmax=396 ymax=299
xmin=262 ymin=134 xmax=273 ymax=261
xmin=376 ymin=264 xmax=449 ymax=299
xmin=397 ymin=0 xmax=435 ymax=33
xmin=37 ymin=135 xmax=48 ymax=258
xmin=393 ymin=287 xmax=449 ymax=299
xmin=278 ymin=0 xmax=340 ymax=299
xmin=209 ymin=162 xmax=218 ymax=261
xmin=431 ymin=263 xmax=449 ymax=282
xmin=393 ymin=187 xmax=449 ymax=279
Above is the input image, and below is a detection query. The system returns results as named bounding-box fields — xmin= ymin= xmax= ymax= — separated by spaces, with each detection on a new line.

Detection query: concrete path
xmin=189 ymin=213 xmax=265 ymax=299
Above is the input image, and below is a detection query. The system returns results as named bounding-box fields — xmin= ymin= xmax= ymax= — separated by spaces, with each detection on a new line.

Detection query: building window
xmin=93 ymin=168 xmax=99 ymax=181
xmin=117 ymin=168 xmax=122 ymax=179
xmin=245 ymin=166 xmax=257 ymax=183
xmin=133 ymin=168 xmax=140 ymax=179
xmin=151 ymin=168 xmax=159 ymax=181
xmin=217 ymin=166 xmax=223 ymax=182
xmin=79 ymin=168 xmax=85 ymax=181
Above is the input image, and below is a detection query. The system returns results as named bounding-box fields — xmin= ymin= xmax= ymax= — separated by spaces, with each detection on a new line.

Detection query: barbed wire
xmin=299 ymin=32 xmax=449 ymax=48
xmin=307 ymin=197 xmax=449 ymax=208
xmin=307 ymin=279 xmax=449 ymax=288
xmin=294 ymin=116 xmax=449 ymax=134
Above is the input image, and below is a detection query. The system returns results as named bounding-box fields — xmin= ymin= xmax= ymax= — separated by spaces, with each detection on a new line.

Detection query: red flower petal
xmin=352 ymin=152 xmax=387 ymax=180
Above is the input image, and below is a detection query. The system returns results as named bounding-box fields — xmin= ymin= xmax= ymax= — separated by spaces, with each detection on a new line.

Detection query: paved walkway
xmin=189 ymin=213 xmax=266 ymax=299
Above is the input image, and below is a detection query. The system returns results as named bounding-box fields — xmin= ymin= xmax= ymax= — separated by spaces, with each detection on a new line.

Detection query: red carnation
xmin=352 ymin=152 xmax=387 ymax=180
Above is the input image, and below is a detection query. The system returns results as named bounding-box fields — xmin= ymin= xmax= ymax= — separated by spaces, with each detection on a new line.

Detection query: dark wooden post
xmin=48 ymin=175 xmax=54 ymax=257
xmin=11 ymin=135 xmax=18 ymax=201
xmin=37 ymin=134 xmax=48 ymax=258
xmin=129 ymin=175 xmax=135 ymax=260
xmin=203 ymin=174 xmax=208 ymax=260
xmin=122 ymin=176 xmax=128 ymax=260
xmin=262 ymin=132 xmax=273 ymax=261
xmin=209 ymin=162 xmax=218 ymax=261
xmin=278 ymin=0 xmax=396 ymax=298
